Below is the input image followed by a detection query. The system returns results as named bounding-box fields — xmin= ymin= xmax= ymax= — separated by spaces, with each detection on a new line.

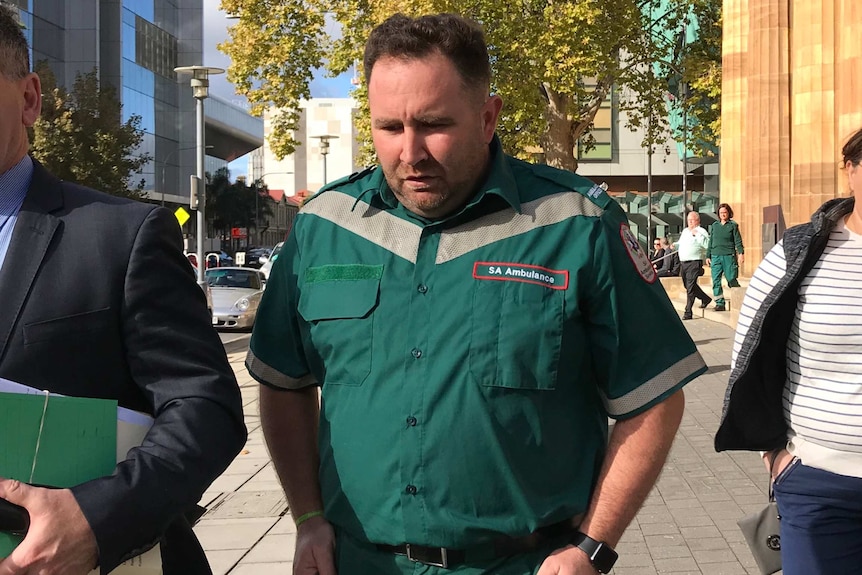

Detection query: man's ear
xmin=480 ymin=94 xmax=503 ymax=143
xmin=21 ymin=73 xmax=42 ymax=128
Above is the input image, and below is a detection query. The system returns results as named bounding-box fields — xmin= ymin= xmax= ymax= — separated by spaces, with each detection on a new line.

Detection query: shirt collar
xmin=0 ymin=155 xmax=33 ymax=215
xmin=364 ymin=135 xmax=522 ymax=217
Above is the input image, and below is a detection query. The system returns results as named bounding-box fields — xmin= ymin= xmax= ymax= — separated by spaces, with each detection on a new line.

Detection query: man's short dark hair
xmin=0 ymin=4 xmax=29 ymax=79
xmin=363 ymin=13 xmax=491 ymax=95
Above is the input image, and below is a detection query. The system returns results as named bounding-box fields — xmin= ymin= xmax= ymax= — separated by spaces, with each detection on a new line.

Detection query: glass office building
xmin=6 ymin=0 xmax=261 ymax=208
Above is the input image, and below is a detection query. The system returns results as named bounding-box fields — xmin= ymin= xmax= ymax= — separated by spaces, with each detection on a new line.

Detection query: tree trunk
xmin=542 ymin=85 xmax=578 ymax=172
xmin=541 ymin=84 xmax=578 ymax=172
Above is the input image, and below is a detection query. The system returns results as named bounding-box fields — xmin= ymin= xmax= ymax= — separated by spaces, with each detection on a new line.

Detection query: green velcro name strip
xmin=473 ymin=261 xmax=568 ymax=290
xmin=305 ymin=264 xmax=384 ymax=283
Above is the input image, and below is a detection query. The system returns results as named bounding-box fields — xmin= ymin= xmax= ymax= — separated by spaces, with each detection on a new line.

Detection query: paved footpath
xmin=194 ymin=319 xmax=769 ymax=575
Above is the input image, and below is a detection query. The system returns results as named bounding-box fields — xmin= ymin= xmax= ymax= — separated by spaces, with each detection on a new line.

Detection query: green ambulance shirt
xmin=706 ymin=220 xmax=744 ymax=258
xmin=247 ymin=138 xmax=706 ymax=550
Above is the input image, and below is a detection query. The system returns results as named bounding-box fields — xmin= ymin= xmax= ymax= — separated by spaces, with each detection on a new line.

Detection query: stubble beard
xmin=385 ymin=144 xmax=489 ymax=219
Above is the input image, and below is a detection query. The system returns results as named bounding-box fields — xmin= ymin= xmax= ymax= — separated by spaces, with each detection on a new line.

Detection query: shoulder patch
xmin=620 ymin=223 xmax=657 ymax=283
xmin=525 ymin=162 xmax=614 ymax=210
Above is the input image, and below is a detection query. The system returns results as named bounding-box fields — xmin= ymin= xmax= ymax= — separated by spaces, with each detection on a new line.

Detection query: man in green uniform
xmin=247 ymin=13 xmax=706 ymax=575
xmin=706 ymin=203 xmax=745 ymax=311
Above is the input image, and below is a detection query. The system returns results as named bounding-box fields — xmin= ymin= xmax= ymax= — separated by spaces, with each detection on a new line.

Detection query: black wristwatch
xmin=571 ymin=531 xmax=618 ymax=574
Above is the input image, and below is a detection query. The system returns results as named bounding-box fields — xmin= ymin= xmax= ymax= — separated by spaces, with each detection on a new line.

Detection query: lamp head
xmin=312 ymin=134 xmax=339 ymax=156
xmin=174 ymin=66 xmax=225 ymax=100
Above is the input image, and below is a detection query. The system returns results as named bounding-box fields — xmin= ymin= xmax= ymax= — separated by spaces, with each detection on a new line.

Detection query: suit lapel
xmin=0 ymin=161 xmax=63 ymax=361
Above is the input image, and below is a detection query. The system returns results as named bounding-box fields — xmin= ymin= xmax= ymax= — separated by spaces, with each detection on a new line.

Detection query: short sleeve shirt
xmin=247 ymin=138 xmax=706 ymax=549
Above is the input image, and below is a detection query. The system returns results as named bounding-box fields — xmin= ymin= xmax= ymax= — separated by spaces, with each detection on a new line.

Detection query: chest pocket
xmin=470 ymin=279 xmax=564 ymax=390
xmin=298 ymin=265 xmax=382 ymax=386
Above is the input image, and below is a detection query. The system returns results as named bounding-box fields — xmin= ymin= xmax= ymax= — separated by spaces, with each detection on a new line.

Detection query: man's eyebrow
xmin=415 ymin=115 xmax=452 ymax=124
xmin=373 ymin=115 xmax=454 ymax=128
xmin=373 ymin=118 xmax=402 ymax=128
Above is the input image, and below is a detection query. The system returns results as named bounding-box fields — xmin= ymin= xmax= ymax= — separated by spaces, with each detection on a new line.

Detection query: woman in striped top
xmin=715 ymin=127 xmax=862 ymax=574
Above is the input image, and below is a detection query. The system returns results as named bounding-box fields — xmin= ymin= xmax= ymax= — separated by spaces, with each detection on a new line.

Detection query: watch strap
xmin=571 ymin=531 xmax=618 ymax=573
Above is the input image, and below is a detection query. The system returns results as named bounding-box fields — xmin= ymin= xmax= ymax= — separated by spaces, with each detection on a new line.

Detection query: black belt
xmin=375 ymin=516 xmax=581 ymax=568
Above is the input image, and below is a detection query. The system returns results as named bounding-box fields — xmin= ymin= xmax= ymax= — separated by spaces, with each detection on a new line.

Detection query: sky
xmin=202 ymin=0 xmax=355 ymax=176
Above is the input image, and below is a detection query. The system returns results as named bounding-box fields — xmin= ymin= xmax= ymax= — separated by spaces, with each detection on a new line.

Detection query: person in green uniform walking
xmin=246 ymin=13 xmax=706 ymax=575
xmin=705 ymin=203 xmax=745 ymax=311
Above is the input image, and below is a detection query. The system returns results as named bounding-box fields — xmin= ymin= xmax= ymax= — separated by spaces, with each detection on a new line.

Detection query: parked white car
xmin=259 ymin=241 xmax=284 ymax=281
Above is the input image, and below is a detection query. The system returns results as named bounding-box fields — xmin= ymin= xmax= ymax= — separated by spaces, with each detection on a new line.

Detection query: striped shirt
xmin=0 ymin=155 xmax=32 ymax=273
xmin=733 ymin=217 xmax=862 ymax=477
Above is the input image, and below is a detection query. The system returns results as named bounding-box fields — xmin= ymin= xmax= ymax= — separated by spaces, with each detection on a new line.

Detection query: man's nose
xmin=400 ymin=129 xmax=428 ymax=166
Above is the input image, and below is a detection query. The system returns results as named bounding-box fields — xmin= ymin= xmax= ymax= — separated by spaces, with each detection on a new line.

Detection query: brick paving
xmin=195 ymin=319 xmax=769 ymax=574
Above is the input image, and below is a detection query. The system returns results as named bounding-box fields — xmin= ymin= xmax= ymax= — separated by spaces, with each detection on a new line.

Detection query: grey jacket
xmin=714 ymin=196 xmax=855 ymax=452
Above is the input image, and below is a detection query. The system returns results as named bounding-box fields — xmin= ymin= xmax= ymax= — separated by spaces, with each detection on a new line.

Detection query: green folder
xmin=0 ymin=392 xmax=117 ymax=557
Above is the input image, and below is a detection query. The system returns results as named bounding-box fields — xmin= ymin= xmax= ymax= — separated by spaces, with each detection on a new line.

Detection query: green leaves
xmin=220 ymin=0 xmax=721 ymax=169
xmin=29 ymin=63 xmax=150 ymax=199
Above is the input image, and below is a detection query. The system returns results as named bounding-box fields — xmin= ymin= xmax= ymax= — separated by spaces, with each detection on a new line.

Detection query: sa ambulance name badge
xmin=620 ymin=223 xmax=657 ymax=283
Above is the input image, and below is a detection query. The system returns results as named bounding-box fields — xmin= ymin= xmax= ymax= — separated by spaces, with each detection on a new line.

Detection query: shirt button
xmin=406 ymin=416 xmax=417 ymax=427
xmin=405 ymin=484 xmax=417 ymax=495
xmin=411 ymin=348 xmax=422 ymax=359
xmin=417 ymin=284 xmax=428 ymax=294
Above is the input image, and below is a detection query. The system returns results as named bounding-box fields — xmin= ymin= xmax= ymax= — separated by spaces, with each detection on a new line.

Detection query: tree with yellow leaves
xmin=219 ymin=0 xmax=718 ymax=171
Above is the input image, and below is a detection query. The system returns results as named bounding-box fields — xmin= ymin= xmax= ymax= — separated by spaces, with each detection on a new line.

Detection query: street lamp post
xmin=678 ymin=17 xmax=690 ymax=215
xmin=174 ymin=65 xmax=224 ymax=290
xmin=312 ymin=134 xmax=339 ymax=185
xmin=160 ymin=144 xmax=212 ymax=206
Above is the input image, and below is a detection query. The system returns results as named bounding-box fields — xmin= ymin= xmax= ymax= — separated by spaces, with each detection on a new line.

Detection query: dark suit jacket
xmin=656 ymin=251 xmax=681 ymax=277
xmin=0 ymin=161 xmax=247 ymax=574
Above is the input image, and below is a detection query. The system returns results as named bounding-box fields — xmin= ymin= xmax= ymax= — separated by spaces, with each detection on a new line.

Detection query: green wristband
xmin=294 ymin=510 xmax=324 ymax=527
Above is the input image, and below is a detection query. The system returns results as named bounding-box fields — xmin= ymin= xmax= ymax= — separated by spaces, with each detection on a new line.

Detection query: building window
xmin=577 ymin=82 xmax=614 ymax=162
xmin=135 ymin=15 xmax=177 ymax=79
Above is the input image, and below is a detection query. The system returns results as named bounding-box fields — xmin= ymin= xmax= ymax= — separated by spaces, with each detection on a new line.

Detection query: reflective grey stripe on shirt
xmin=303 ymin=189 xmax=605 ymax=266
xmin=301 ymin=191 xmax=423 ymax=263
xmin=602 ymin=351 xmax=706 ymax=417
xmin=245 ymin=349 xmax=318 ymax=390
xmin=436 ymin=191 xmax=605 ymax=264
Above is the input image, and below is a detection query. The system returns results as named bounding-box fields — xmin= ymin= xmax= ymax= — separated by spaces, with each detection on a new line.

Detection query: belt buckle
xmin=405 ymin=544 xmax=449 ymax=568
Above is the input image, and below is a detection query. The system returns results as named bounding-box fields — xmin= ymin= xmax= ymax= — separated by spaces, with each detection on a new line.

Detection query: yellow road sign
xmin=175 ymin=207 xmax=190 ymax=226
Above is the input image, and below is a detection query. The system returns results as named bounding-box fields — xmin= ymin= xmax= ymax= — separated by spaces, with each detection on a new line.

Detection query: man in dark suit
xmin=655 ymin=237 xmax=681 ymax=277
xmin=0 ymin=7 xmax=246 ymax=575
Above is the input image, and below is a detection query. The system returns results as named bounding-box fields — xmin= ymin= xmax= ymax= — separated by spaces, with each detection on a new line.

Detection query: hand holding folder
xmin=0 ymin=389 xmax=116 ymax=557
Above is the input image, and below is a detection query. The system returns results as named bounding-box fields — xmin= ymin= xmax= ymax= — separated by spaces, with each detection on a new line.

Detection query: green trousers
xmin=710 ymin=254 xmax=740 ymax=306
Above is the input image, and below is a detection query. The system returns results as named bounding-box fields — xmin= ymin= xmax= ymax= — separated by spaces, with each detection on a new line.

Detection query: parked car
xmin=259 ymin=241 xmax=284 ymax=280
xmin=205 ymin=251 xmax=234 ymax=268
xmin=206 ymin=267 xmax=265 ymax=330
xmin=242 ymin=247 xmax=272 ymax=269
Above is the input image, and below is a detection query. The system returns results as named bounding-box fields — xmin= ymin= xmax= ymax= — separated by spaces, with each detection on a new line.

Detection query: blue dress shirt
xmin=0 ymin=155 xmax=33 ymax=271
